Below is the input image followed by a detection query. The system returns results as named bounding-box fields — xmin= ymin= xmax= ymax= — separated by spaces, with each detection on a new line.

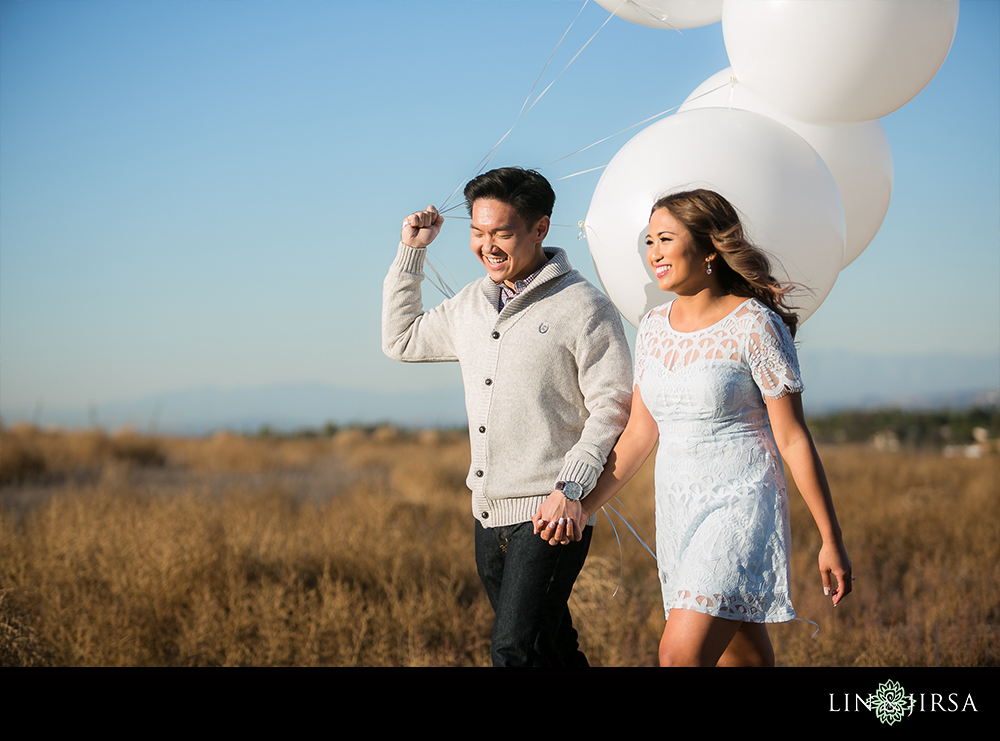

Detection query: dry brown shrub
xmin=0 ymin=432 xmax=47 ymax=485
xmin=331 ymin=428 xmax=368 ymax=447
xmin=771 ymin=446 xmax=1000 ymax=667
xmin=0 ymin=432 xmax=493 ymax=666
xmin=371 ymin=425 xmax=400 ymax=443
xmin=1 ymin=433 xmax=996 ymax=666
xmin=155 ymin=432 xmax=336 ymax=474
xmin=0 ymin=426 xmax=171 ymax=484
xmin=0 ymin=589 xmax=54 ymax=667
xmin=107 ymin=429 xmax=166 ymax=467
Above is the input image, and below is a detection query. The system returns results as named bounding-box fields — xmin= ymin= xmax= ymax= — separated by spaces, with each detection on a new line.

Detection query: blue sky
xmin=1 ymin=0 xmax=998 ymax=425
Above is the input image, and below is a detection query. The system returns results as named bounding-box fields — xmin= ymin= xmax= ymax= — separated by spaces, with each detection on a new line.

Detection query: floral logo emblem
xmin=868 ymin=680 xmax=913 ymax=725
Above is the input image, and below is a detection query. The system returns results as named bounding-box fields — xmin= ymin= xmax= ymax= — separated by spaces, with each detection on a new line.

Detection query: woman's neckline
xmin=666 ymin=297 xmax=754 ymax=335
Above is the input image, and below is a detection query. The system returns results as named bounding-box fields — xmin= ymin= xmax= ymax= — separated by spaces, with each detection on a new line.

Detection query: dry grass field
xmin=1 ymin=423 xmax=997 ymax=667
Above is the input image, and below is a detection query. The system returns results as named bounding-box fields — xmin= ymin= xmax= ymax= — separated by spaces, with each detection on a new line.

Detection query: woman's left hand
xmin=818 ymin=540 xmax=852 ymax=606
xmin=532 ymin=491 xmax=584 ymax=545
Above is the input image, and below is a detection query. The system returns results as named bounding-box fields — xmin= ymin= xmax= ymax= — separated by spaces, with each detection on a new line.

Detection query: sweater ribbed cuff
xmin=394 ymin=242 xmax=427 ymax=274
xmin=556 ymin=459 xmax=600 ymax=497
xmin=556 ymin=459 xmax=601 ymax=526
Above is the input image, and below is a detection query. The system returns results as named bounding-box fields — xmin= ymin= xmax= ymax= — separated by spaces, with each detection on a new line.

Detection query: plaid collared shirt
xmin=498 ymin=260 xmax=547 ymax=311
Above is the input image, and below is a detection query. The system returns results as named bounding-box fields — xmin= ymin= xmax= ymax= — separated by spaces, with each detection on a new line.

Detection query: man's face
xmin=470 ymin=199 xmax=549 ymax=288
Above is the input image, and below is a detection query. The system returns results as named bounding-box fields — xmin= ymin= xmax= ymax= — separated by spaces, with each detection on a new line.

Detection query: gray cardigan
xmin=382 ymin=242 xmax=632 ymax=528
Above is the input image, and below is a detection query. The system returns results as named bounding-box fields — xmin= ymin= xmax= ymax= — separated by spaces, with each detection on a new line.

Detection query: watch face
xmin=562 ymin=481 xmax=583 ymax=501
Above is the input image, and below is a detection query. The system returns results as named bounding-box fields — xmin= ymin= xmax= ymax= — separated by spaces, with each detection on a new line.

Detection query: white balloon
xmin=722 ymin=0 xmax=960 ymax=125
xmin=680 ymin=68 xmax=893 ymax=267
xmin=586 ymin=108 xmax=845 ymax=328
xmin=595 ymin=0 xmax=722 ymax=30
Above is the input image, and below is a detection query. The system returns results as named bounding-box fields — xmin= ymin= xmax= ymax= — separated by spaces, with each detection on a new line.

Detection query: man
xmin=382 ymin=167 xmax=631 ymax=666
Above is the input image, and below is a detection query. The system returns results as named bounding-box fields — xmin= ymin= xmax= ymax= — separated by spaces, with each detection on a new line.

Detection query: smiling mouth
xmin=485 ymin=255 xmax=509 ymax=266
xmin=654 ymin=265 xmax=671 ymax=277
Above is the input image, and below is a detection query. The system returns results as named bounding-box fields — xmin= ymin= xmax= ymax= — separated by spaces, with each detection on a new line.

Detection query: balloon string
xmin=795 ymin=617 xmax=820 ymax=641
xmin=626 ymin=0 xmax=684 ymax=33
xmin=599 ymin=505 xmax=626 ymax=597
xmin=439 ymin=0 xmax=591 ymax=212
xmin=439 ymin=203 xmax=466 ymax=217
xmin=423 ymin=256 xmax=456 ymax=299
xmin=437 ymin=254 xmax=461 ymax=293
xmin=474 ymin=0 xmax=624 ymax=180
xmin=411 ymin=213 xmax=582 ymax=301
xmin=515 ymin=0 xmax=593 ymax=121
xmin=556 ymin=165 xmax=606 ymax=181
xmin=602 ymin=499 xmax=657 ymax=561
xmin=521 ymin=1 xmax=622 ymax=117
xmin=418 ymin=214 xmax=471 ymax=299
xmin=440 ymin=213 xmax=580 ymax=230
xmin=608 ymin=493 xmax=654 ymax=546
xmin=596 ymin=495 xmax=655 ymax=598
xmin=430 ymin=2 xmax=611 ymax=286
xmin=473 ymin=0 xmax=595 ymax=179
xmin=543 ymin=80 xmax=730 ymax=175
xmin=440 ymin=0 xmax=618 ymax=213
xmin=424 ymin=2 xmax=679 ymax=295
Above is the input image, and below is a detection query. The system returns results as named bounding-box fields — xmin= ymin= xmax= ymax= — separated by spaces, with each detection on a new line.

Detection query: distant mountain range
xmin=3 ymin=383 xmax=469 ymax=435
xmin=796 ymin=351 xmax=999 ymax=413
xmin=3 ymin=352 xmax=997 ymax=435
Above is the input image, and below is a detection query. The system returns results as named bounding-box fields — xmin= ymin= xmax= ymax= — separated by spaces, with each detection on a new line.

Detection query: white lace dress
xmin=635 ymin=298 xmax=803 ymax=623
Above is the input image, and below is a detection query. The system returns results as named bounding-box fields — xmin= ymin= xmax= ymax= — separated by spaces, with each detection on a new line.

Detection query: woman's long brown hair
xmin=652 ymin=189 xmax=800 ymax=337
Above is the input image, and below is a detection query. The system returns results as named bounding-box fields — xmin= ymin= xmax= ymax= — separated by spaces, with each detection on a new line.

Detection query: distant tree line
xmin=247 ymin=406 xmax=1000 ymax=452
xmin=806 ymin=405 xmax=999 ymax=449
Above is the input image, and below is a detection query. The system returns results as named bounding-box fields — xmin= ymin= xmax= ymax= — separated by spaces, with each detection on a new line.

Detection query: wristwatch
xmin=555 ymin=481 xmax=583 ymax=502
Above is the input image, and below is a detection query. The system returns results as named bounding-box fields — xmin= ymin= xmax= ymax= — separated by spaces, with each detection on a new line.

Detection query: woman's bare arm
xmin=765 ymin=392 xmax=853 ymax=605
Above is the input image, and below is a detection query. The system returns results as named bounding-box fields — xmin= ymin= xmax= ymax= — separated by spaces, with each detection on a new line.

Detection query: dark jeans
xmin=474 ymin=519 xmax=593 ymax=667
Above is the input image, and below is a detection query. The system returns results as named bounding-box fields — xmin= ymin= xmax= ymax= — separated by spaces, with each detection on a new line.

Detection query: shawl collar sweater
xmin=382 ymin=242 xmax=632 ymax=528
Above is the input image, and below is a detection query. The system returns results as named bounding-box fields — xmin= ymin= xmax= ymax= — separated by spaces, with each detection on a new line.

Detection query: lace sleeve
xmin=744 ymin=305 xmax=803 ymax=399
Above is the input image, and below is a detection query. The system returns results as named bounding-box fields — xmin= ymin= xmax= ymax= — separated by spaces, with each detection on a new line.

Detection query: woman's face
xmin=645 ymin=208 xmax=709 ymax=294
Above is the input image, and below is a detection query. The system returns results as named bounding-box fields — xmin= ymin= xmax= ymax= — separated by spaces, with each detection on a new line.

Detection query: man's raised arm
xmin=381 ymin=205 xmax=458 ymax=363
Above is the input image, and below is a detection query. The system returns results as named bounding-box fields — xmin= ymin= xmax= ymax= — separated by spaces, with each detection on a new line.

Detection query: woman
xmin=533 ymin=189 xmax=852 ymax=667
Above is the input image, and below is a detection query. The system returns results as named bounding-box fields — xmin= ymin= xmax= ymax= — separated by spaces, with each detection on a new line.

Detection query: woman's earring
xmin=705 ymin=259 xmax=713 ymax=275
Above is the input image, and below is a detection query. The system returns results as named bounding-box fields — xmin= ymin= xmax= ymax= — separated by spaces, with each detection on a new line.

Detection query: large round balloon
xmin=679 ymin=67 xmax=893 ymax=267
xmin=595 ymin=0 xmax=722 ymax=30
xmin=722 ymin=0 xmax=960 ymax=125
xmin=586 ymin=108 xmax=845 ymax=328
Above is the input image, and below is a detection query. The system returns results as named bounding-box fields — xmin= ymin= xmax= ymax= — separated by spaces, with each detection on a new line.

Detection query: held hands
xmin=531 ymin=490 xmax=586 ymax=546
xmin=819 ymin=539 xmax=853 ymax=606
xmin=401 ymin=205 xmax=443 ymax=249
